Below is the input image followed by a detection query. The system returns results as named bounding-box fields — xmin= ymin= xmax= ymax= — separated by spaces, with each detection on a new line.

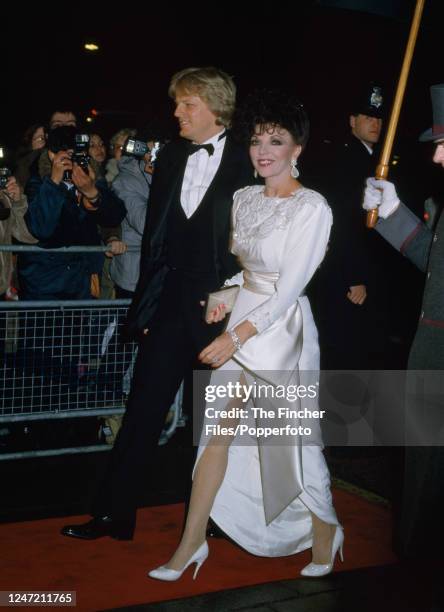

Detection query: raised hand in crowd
xmin=71 ymin=162 xmax=99 ymax=203
xmin=49 ymin=150 xmax=73 ymax=185
xmin=4 ymin=176 xmax=22 ymax=203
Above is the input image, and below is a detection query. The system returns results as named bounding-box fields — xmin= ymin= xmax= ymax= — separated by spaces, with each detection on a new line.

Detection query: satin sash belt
xmin=243 ymin=270 xmax=279 ymax=295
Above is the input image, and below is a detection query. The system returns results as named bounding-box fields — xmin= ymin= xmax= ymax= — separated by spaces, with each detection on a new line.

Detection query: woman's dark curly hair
xmin=235 ymin=89 xmax=309 ymax=149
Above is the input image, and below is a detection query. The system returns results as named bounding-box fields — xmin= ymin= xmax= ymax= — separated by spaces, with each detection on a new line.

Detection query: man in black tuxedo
xmin=61 ymin=66 xmax=253 ymax=540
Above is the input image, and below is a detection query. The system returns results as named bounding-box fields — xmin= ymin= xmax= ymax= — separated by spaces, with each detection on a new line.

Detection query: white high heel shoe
xmin=148 ymin=541 xmax=209 ymax=581
xmin=300 ymin=525 xmax=344 ymax=577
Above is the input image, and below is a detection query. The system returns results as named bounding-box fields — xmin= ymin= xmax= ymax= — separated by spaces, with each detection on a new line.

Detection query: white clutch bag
xmin=204 ymin=285 xmax=240 ymax=320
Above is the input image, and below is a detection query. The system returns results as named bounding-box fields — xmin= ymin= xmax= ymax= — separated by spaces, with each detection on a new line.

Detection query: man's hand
xmin=347 ymin=284 xmax=367 ymax=305
xmin=363 ymin=177 xmax=400 ymax=219
xmin=5 ymin=176 xmax=21 ymax=202
xmin=51 ymin=151 xmax=73 ymax=185
xmin=105 ymin=240 xmax=127 ymax=258
xmin=72 ymin=163 xmax=98 ymax=200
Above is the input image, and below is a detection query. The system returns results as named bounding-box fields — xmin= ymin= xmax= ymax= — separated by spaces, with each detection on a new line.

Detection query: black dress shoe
xmin=60 ymin=516 xmax=134 ymax=541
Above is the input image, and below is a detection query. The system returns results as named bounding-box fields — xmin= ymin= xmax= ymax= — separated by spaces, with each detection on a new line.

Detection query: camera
xmin=72 ymin=134 xmax=91 ymax=172
xmin=0 ymin=147 xmax=11 ymax=189
xmin=0 ymin=167 xmax=11 ymax=190
xmin=123 ymin=139 xmax=162 ymax=165
xmin=47 ymin=127 xmax=91 ymax=180
xmin=0 ymin=168 xmax=12 ymax=220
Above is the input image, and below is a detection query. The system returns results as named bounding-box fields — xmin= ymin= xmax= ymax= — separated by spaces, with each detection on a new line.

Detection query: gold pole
xmin=366 ymin=0 xmax=426 ymax=228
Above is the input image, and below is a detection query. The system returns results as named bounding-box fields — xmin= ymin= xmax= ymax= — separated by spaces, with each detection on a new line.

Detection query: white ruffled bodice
xmin=230 ymin=185 xmax=332 ymax=333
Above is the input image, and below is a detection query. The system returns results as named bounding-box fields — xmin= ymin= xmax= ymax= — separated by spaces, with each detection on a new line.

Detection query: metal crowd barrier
xmin=0 ymin=245 xmax=184 ymax=459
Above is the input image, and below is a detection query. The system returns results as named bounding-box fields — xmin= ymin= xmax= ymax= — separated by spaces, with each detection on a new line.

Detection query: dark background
xmin=3 ymin=1 xmax=444 ymax=200
xmin=2 ymin=1 xmax=443 ymax=140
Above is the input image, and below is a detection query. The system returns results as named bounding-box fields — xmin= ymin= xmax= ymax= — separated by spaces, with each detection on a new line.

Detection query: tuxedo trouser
xmin=91 ymin=273 xmax=223 ymax=528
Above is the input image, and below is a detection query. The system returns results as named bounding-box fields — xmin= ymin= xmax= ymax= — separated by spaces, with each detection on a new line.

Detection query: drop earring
xmin=290 ymin=159 xmax=299 ymax=179
xmin=254 ymin=169 xmax=258 ymax=179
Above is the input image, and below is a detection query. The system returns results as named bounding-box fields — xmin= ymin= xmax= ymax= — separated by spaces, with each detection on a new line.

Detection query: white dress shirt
xmin=359 ymin=139 xmax=373 ymax=155
xmin=180 ymin=129 xmax=226 ymax=218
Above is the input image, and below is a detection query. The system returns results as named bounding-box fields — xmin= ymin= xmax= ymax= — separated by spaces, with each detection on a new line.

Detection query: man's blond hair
xmin=169 ymin=67 xmax=236 ymax=128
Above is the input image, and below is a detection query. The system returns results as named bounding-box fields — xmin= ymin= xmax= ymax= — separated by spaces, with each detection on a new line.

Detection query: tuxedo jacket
xmin=124 ymin=133 xmax=254 ymax=339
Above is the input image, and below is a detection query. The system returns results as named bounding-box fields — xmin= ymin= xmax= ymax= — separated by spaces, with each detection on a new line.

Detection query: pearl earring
xmin=290 ymin=159 xmax=299 ymax=179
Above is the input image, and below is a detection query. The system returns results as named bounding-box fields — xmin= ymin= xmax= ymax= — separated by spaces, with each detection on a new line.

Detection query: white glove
xmin=363 ymin=177 xmax=400 ymax=219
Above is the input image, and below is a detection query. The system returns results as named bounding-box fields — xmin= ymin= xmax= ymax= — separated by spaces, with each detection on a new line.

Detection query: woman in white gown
xmin=149 ymin=90 xmax=343 ymax=581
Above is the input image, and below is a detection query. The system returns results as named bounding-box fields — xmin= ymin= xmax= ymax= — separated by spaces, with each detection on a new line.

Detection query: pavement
xmin=105 ymin=563 xmax=444 ymax=612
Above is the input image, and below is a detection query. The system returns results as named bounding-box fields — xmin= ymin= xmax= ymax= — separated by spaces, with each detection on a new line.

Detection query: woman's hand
xmin=199 ymin=320 xmax=257 ymax=367
xmin=199 ymin=331 xmax=236 ymax=367
xmin=200 ymin=301 xmax=227 ymax=324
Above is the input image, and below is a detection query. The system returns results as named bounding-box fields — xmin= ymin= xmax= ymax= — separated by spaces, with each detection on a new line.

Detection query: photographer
xmin=96 ymin=133 xmax=157 ymax=417
xmin=109 ymin=132 xmax=160 ymax=298
xmin=0 ymin=175 xmax=37 ymax=392
xmin=0 ymin=176 xmax=37 ymax=299
xmin=18 ymin=126 xmax=126 ymax=300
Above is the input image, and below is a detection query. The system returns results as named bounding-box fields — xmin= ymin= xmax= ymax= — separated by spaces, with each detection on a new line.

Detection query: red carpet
xmin=0 ymin=489 xmax=396 ymax=611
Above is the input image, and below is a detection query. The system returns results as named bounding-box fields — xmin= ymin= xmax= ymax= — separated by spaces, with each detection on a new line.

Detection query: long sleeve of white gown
xmin=235 ymin=192 xmax=332 ymax=334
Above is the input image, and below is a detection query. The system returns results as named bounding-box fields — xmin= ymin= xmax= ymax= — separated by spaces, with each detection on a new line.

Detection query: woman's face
xmin=31 ymin=127 xmax=46 ymax=150
xmin=89 ymin=134 xmax=106 ymax=163
xmin=249 ymin=125 xmax=301 ymax=180
xmin=113 ymin=137 xmax=127 ymax=160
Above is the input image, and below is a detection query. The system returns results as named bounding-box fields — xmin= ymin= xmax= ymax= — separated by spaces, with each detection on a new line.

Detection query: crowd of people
xmin=1 ymin=66 xmax=443 ymax=580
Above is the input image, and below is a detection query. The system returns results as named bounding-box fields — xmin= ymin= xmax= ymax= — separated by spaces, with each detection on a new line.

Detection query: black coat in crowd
xmin=312 ymin=136 xmax=396 ymax=370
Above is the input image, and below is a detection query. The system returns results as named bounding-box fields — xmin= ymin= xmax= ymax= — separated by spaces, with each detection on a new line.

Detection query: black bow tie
xmin=187 ymin=143 xmax=215 ymax=157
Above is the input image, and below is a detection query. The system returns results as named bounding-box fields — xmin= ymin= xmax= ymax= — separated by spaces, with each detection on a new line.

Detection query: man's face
xmin=433 ymin=141 xmax=444 ymax=168
xmin=49 ymin=112 xmax=77 ymax=130
xmin=350 ymin=114 xmax=382 ymax=148
xmin=174 ymin=89 xmax=219 ymax=144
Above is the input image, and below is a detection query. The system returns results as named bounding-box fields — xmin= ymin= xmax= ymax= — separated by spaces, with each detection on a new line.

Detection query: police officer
xmin=315 ymin=83 xmax=396 ymax=370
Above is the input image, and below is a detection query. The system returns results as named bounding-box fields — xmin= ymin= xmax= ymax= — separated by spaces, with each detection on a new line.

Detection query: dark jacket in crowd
xmin=18 ymin=153 xmax=126 ymax=299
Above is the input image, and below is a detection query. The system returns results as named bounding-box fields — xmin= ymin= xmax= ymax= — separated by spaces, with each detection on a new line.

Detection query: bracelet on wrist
xmin=85 ymin=192 xmax=100 ymax=204
xmin=228 ymin=329 xmax=242 ymax=352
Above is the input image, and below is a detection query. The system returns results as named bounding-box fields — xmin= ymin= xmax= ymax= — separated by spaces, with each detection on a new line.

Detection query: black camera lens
xmin=47 ymin=126 xmax=77 ymax=153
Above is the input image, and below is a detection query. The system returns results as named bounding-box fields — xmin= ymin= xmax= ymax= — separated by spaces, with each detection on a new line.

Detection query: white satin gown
xmin=195 ymin=185 xmax=339 ymax=557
